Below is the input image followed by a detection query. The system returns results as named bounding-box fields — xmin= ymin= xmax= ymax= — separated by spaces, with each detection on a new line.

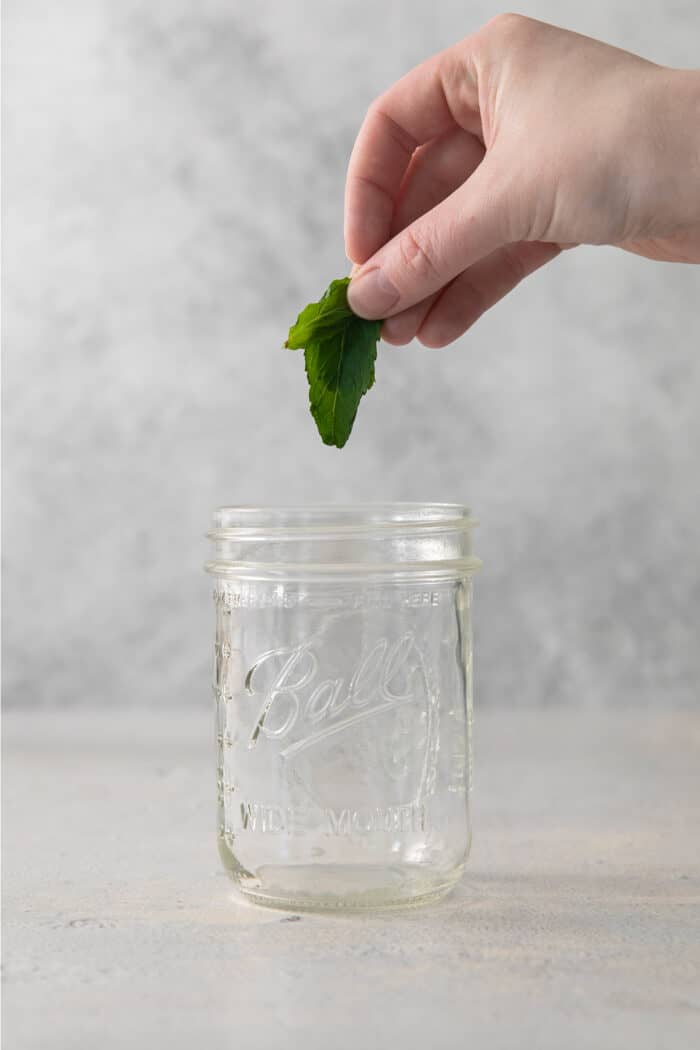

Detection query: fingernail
xmin=348 ymin=267 xmax=400 ymax=318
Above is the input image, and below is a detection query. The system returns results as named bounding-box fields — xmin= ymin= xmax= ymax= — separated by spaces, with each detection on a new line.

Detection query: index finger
xmin=344 ymin=44 xmax=476 ymax=264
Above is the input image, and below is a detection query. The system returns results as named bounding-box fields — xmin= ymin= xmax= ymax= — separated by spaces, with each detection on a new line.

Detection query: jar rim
xmin=209 ymin=502 xmax=476 ymax=539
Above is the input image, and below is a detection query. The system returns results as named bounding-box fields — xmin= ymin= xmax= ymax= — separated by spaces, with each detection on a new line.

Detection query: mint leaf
xmin=285 ymin=277 xmax=381 ymax=448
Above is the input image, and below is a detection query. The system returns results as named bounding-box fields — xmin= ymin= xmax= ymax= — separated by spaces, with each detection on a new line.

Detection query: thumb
xmin=348 ymin=155 xmax=513 ymax=319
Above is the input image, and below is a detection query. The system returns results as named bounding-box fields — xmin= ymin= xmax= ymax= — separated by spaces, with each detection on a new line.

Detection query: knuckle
xmin=366 ymin=98 xmax=416 ymax=156
xmin=350 ymin=171 xmax=393 ymax=202
xmin=486 ymin=12 xmax=529 ymax=37
xmin=481 ymin=12 xmax=537 ymax=50
xmin=398 ymin=227 xmax=441 ymax=283
xmin=365 ymin=96 xmax=386 ymax=128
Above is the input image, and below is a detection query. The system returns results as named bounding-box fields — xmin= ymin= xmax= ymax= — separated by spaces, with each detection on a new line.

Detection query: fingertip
xmin=381 ymin=318 xmax=414 ymax=345
xmin=343 ymin=225 xmax=359 ymax=268
xmin=344 ymin=230 xmax=379 ymax=269
xmin=416 ymin=321 xmax=454 ymax=349
xmin=344 ymin=232 xmax=365 ymax=270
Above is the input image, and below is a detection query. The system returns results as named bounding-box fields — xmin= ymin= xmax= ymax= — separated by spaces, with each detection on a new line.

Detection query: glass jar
xmin=205 ymin=504 xmax=479 ymax=911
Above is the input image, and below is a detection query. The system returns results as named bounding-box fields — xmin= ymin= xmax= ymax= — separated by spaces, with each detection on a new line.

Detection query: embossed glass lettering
xmin=246 ymin=645 xmax=317 ymax=747
xmin=243 ymin=632 xmax=427 ymax=754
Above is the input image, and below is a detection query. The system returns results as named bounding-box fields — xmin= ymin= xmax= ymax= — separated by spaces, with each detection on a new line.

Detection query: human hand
xmin=344 ymin=15 xmax=700 ymax=346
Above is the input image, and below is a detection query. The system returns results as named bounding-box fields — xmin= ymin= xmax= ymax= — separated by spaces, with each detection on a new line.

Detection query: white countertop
xmin=3 ymin=707 xmax=699 ymax=1049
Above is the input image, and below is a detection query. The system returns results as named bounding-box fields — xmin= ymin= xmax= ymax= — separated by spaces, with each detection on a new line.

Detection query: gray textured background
xmin=3 ymin=0 xmax=699 ymax=709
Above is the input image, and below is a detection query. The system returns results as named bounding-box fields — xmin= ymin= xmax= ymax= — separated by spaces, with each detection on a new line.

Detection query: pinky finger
xmin=417 ymin=241 xmax=561 ymax=348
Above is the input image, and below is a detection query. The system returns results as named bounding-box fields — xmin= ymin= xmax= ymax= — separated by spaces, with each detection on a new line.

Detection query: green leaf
xmin=285 ymin=277 xmax=382 ymax=448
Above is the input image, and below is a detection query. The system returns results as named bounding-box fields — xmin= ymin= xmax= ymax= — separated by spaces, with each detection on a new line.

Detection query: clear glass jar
xmin=205 ymin=504 xmax=479 ymax=911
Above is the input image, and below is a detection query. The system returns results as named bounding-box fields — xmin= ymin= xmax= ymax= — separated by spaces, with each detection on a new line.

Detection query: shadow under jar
xmin=205 ymin=504 xmax=480 ymax=911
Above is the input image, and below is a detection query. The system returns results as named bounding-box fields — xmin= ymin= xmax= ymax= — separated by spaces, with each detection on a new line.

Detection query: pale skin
xmin=344 ymin=15 xmax=700 ymax=347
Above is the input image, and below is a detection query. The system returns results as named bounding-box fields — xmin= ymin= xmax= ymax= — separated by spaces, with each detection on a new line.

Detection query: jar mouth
xmin=206 ymin=503 xmax=479 ymax=576
xmin=209 ymin=503 xmax=476 ymax=539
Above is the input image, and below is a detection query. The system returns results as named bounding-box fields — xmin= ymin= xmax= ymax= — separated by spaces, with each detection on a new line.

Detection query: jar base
xmin=227 ymin=862 xmax=465 ymax=913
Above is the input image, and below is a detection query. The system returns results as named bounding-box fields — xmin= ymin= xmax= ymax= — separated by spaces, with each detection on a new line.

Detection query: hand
xmin=344 ymin=14 xmax=700 ymax=347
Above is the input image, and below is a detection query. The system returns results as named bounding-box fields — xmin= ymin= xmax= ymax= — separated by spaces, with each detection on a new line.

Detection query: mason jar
xmin=205 ymin=504 xmax=479 ymax=911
